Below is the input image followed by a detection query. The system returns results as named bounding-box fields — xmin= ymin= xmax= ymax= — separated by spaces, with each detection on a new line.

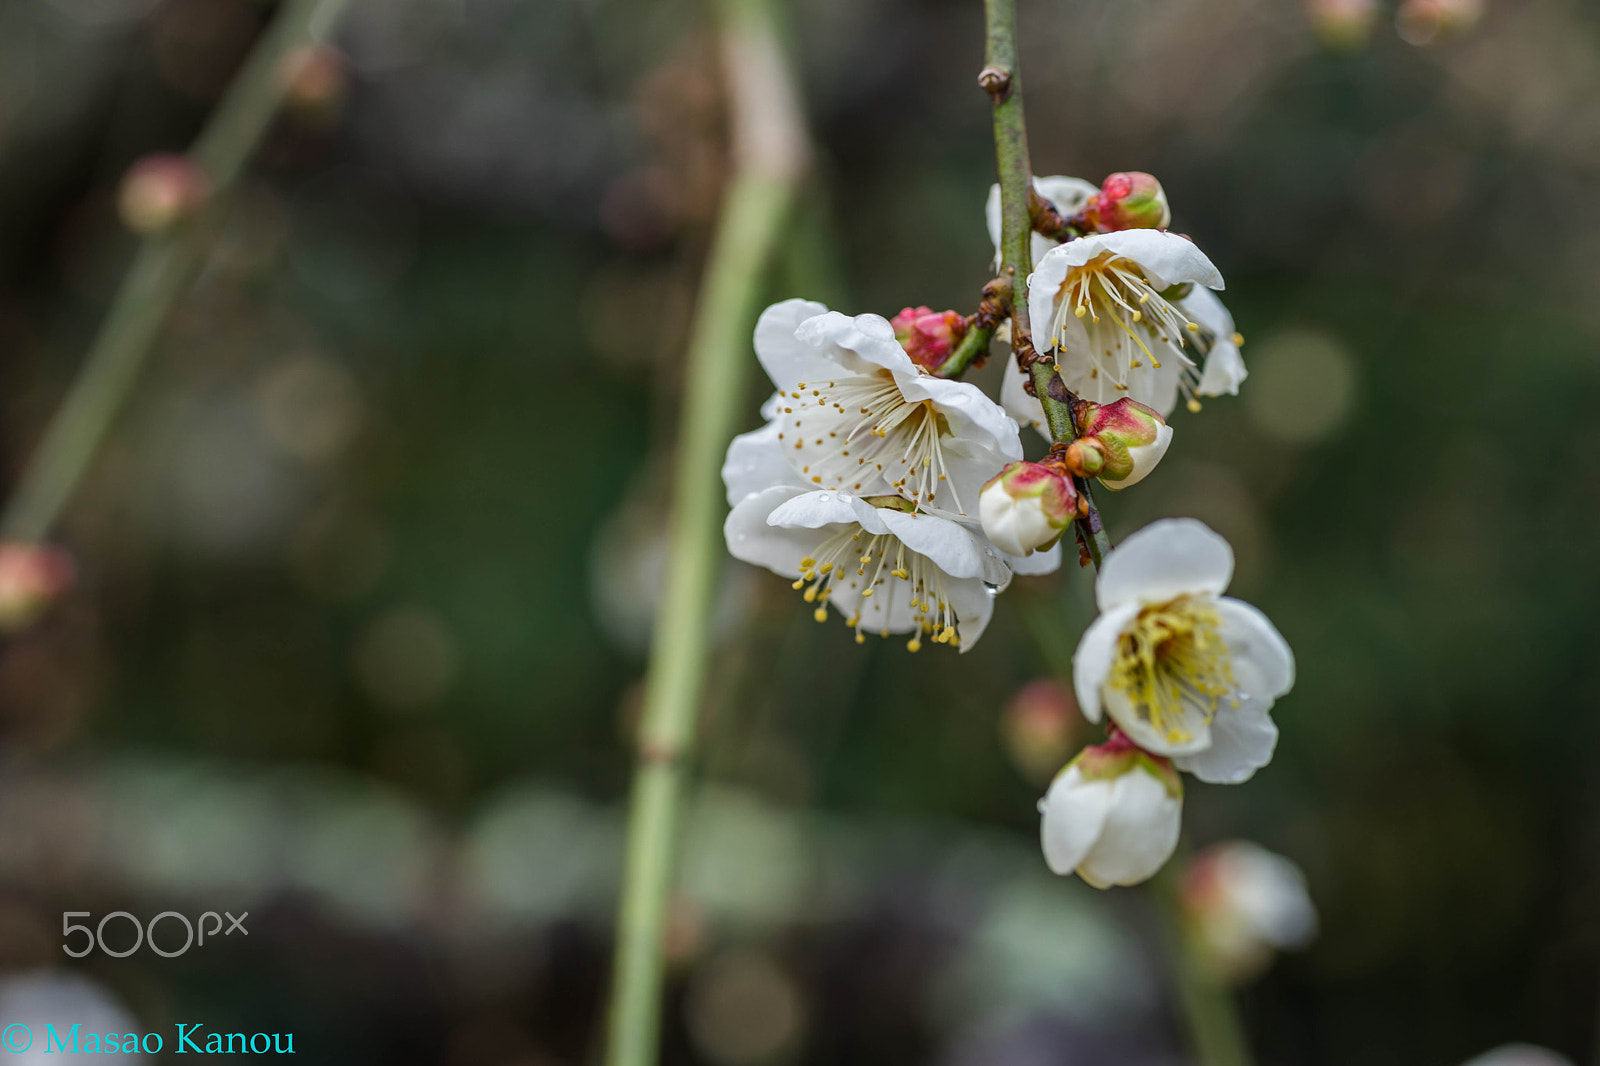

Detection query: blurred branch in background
xmin=601 ymin=0 xmax=809 ymax=1062
xmin=0 ymin=0 xmax=353 ymax=544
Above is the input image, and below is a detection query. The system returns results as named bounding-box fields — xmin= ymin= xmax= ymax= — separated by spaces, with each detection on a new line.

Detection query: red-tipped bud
xmin=1001 ymin=679 xmax=1082 ymax=785
xmin=1063 ymin=398 xmax=1172 ymax=490
xmin=979 ymin=461 xmax=1078 ymax=556
xmin=0 ymin=544 xmax=75 ymax=633
xmin=1395 ymin=0 xmax=1483 ymax=45
xmin=117 ymin=154 xmax=209 ymax=235
xmin=1084 ymin=172 xmax=1171 ymax=232
xmin=279 ymin=44 xmax=349 ymax=124
xmin=1306 ymin=0 xmax=1378 ymax=51
xmin=890 ymin=306 xmax=969 ymax=371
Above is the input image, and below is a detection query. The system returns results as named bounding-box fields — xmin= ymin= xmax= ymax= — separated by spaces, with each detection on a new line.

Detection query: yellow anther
xmin=1186 ymin=322 xmax=1200 ymax=332
xmin=814 ymin=606 xmax=828 ymax=623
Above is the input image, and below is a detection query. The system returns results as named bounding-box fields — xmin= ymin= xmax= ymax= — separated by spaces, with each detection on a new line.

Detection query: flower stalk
xmin=981 ymin=0 xmax=1110 ymax=569
xmin=602 ymin=0 xmax=807 ymax=1063
xmin=0 ymin=0 xmax=352 ymax=544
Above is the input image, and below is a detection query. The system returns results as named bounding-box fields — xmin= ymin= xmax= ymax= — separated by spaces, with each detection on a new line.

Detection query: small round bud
xmin=1001 ymin=679 xmax=1081 ymax=785
xmin=0 ymin=543 xmax=75 ymax=633
xmin=117 ymin=154 xmax=209 ymax=235
xmin=889 ymin=306 xmax=969 ymax=371
xmin=1086 ymin=172 xmax=1170 ymax=232
xmin=979 ymin=461 xmax=1078 ymax=556
xmin=1306 ymin=0 xmax=1378 ymax=51
xmin=1180 ymin=841 xmax=1318 ymax=982
xmin=1395 ymin=0 xmax=1483 ymax=45
xmin=279 ymin=44 xmax=349 ymax=125
xmin=1065 ymin=398 xmax=1172 ymax=489
xmin=1040 ymin=735 xmax=1183 ymax=887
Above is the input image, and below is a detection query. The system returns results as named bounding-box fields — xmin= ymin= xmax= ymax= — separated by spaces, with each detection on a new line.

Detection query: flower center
xmin=1047 ymin=252 xmax=1202 ymax=400
xmin=1107 ymin=594 xmax=1235 ymax=746
xmin=776 ymin=371 xmax=962 ymax=513
xmin=791 ymin=522 xmax=962 ymax=651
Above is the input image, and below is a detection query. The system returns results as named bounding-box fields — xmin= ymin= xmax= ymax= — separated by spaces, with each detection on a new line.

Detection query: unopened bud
xmin=1001 ymin=679 xmax=1081 ymax=785
xmin=0 ymin=544 xmax=75 ymax=633
xmin=1085 ymin=172 xmax=1170 ymax=232
xmin=1306 ymin=0 xmax=1378 ymax=51
xmin=979 ymin=461 xmax=1078 ymax=556
xmin=890 ymin=306 xmax=969 ymax=371
xmin=1395 ymin=0 xmax=1483 ymax=45
xmin=118 ymin=154 xmax=209 ymax=235
xmin=279 ymin=44 xmax=349 ymax=125
xmin=1063 ymin=399 xmax=1172 ymax=490
xmin=1180 ymin=841 xmax=1318 ymax=983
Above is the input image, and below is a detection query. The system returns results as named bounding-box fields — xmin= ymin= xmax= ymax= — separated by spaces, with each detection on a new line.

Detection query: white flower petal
xmin=1101 ymin=680 xmax=1216 ymax=757
xmin=723 ymin=485 xmax=815 ymax=576
xmin=1181 ymin=287 xmax=1248 ymax=396
xmin=1055 ymin=344 xmax=1187 ymax=416
xmin=1071 ymin=600 xmax=1141 ymax=724
xmin=1077 ymin=766 xmax=1182 ymax=887
xmin=1173 ymin=704 xmax=1278 ymax=784
xmin=1038 ymin=765 xmax=1112 ymax=876
xmin=1095 ymin=517 xmax=1235 ymax=610
xmin=722 ymin=420 xmax=800 ymax=506
xmin=753 ymin=299 xmax=834 ymax=387
xmin=1046 ymin=230 xmax=1224 ymax=291
xmin=766 ymin=489 xmax=890 ymax=535
xmin=876 ymin=509 xmax=1010 ymax=586
xmin=1216 ymin=597 xmax=1295 ymax=702
xmin=793 ymin=311 xmax=918 ymax=379
xmin=1100 ymin=421 xmax=1174 ymax=491
xmin=894 ymin=373 xmax=1023 ymax=466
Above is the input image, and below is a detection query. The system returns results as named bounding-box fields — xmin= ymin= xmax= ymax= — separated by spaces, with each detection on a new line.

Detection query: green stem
xmin=934 ymin=320 xmax=995 ymax=378
xmin=1158 ymin=873 xmax=1254 ymax=1066
xmin=982 ymin=0 xmax=1108 ymax=569
xmin=602 ymin=1 xmax=805 ymax=1063
xmin=0 ymin=0 xmax=352 ymax=544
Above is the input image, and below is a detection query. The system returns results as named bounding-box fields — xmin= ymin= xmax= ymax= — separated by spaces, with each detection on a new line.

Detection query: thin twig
xmin=601 ymin=0 xmax=807 ymax=1063
xmin=981 ymin=0 xmax=1109 ymax=568
xmin=0 ymin=0 xmax=353 ymax=543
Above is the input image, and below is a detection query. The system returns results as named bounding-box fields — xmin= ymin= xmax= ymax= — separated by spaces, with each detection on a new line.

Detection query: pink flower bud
xmin=1306 ymin=0 xmax=1378 ymax=51
xmin=1001 ymin=679 xmax=1082 ymax=785
xmin=979 ymin=461 xmax=1079 ymax=556
xmin=1064 ymin=398 xmax=1172 ymax=489
xmin=279 ymin=44 xmax=349 ymax=124
xmin=0 ymin=544 xmax=75 ymax=633
xmin=889 ymin=306 xmax=969 ymax=371
xmin=1395 ymin=0 xmax=1483 ymax=45
xmin=1086 ymin=172 xmax=1171 ymax=232
xmin=118 ymin=154 xmax=209 ymax=235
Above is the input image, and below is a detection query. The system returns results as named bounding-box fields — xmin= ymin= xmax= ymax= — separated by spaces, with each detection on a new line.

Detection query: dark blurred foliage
xmin=0 ymin=0 xmax=1598 ymax=1063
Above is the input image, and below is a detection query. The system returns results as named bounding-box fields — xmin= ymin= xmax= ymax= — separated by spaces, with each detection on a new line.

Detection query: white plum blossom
xmin=753 ymin=299 xmax=1022 ymax=518
xmin=1072 ymin=518 xmax=1294 ymax=783
xmin=988 ymin=175 xmax=1249 ymax=424
xmin=725 ymin=479 xmax=1014 ymax=651
xmin=1039 ymin=739 xmax=1183 ymax=888
xmin=1027 ymin=229 xmax=1227 ymax=416
xmin=1182 ymin=840 xmax=1318 ymax=981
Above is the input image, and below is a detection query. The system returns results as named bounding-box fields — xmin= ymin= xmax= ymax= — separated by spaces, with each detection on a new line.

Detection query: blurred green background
xmin=0 ymin=0 xmax=1597 ymax=1063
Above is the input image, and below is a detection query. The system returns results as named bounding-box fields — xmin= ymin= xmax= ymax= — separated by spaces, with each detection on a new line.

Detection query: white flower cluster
xmin=723 ymin=299 xmax=1047 ymax=651
xmin=721 ymin=174 xmax=1296 ymax=888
